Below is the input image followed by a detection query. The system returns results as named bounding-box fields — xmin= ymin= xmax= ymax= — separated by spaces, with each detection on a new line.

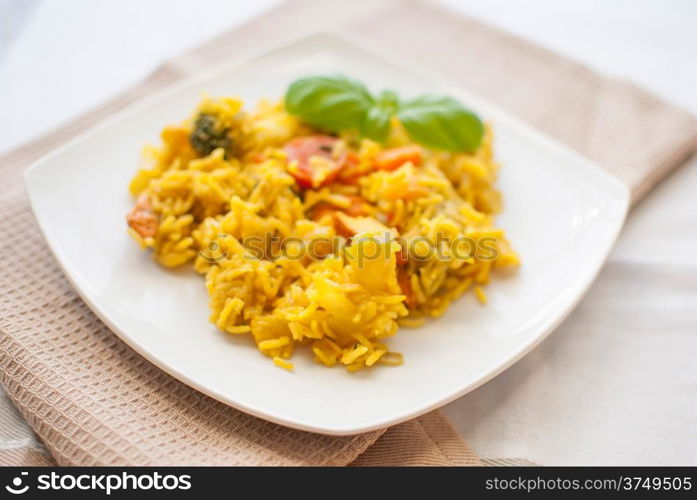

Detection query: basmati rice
xmin=126 ymin=94 xmax=518 ymax=371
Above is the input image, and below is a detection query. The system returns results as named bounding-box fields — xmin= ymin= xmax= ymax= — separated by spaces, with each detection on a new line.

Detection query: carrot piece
xmin=385 ymin=182 xmax=430 ymax=201
xmin=374 ymin=145 xmax=423 ymax=171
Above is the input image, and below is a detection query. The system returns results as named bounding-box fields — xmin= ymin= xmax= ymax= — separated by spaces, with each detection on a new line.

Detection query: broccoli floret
xmin=189 ymin=113 xmax=232 ymax=157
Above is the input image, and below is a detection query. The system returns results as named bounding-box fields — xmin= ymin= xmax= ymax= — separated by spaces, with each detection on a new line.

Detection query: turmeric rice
xmin=127 ymin=93 xmax=518 ymax=372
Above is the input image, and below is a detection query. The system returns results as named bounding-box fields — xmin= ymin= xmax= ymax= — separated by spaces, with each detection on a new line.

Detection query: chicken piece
xmin=334 ymin=212 xmax=397 ymax=239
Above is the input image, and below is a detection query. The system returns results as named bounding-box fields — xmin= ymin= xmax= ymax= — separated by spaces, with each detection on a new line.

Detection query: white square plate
xmin=25 ymin=32 xmax=629 ymax=435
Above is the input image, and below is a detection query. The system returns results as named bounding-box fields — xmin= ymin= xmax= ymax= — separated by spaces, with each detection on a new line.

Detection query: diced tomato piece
xmin=374 ymin=145 xmax=423 ymax=171
xmin=337 ymin=155 xmax=371 ymax=185
xmin=283 ymin=135 xmax=348 ymax=189
xmin=345 ymin=151 xmax=360 ymax=165
xmin=336 ymin=173 xmax=363 ymax=186
xmin=397 ymin=267 xmax=417 ymax=309
xmin=250 ymin=152 xmax=266 ymax=163
xmin=127 ymin=194 xmax=158 ymax=238
xmin=395 ymin=243 xmax=409 ymax=266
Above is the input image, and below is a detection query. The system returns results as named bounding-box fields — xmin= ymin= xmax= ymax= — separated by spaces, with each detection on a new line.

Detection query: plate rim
xmin=24 ymin=29 xmax=630 ymax=435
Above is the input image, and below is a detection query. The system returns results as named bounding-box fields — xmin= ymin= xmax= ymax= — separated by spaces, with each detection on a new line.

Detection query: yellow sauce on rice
xmin=127 ymin=95 xmax=518 ymax=371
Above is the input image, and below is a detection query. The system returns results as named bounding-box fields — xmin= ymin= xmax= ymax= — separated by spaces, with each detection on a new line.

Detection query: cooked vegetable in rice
xmin=127 ymin=75 xmax=519 ymax=372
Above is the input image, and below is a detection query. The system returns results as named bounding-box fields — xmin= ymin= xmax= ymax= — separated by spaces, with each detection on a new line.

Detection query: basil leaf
xmin=360 ymin=105 xmax=391 ymax=142
xmin=397 ymin=95 xmax=484 ymax=152
xmin=285 ymin=75 xmax=374 ymax=131
xmin=376 ymin=89 xmax=400 ymax=111
xmin=358 ymin=90 xmax=400 ymax=142
xmin=285 ymin=76 xmax=485 ymax=152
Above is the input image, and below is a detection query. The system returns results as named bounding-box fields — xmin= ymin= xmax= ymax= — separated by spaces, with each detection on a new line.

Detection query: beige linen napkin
xmin=1 ymin=0 xmax=696 ymax=466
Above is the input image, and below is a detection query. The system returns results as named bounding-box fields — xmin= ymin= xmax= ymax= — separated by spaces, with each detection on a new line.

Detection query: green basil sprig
xmin=284 ymin=75 xmax=484 ymax=152
xmin=285 ymin=75 xmax=374 ymax=132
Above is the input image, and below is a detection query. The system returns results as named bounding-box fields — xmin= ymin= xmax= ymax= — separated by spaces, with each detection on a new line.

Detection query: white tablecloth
xmin=1 ymin=0 xmax=695 ymax=465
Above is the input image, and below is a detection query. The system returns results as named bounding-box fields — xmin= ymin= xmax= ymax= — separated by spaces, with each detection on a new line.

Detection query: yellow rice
xmin=127 ymin=95 xmax=518 ymax=371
